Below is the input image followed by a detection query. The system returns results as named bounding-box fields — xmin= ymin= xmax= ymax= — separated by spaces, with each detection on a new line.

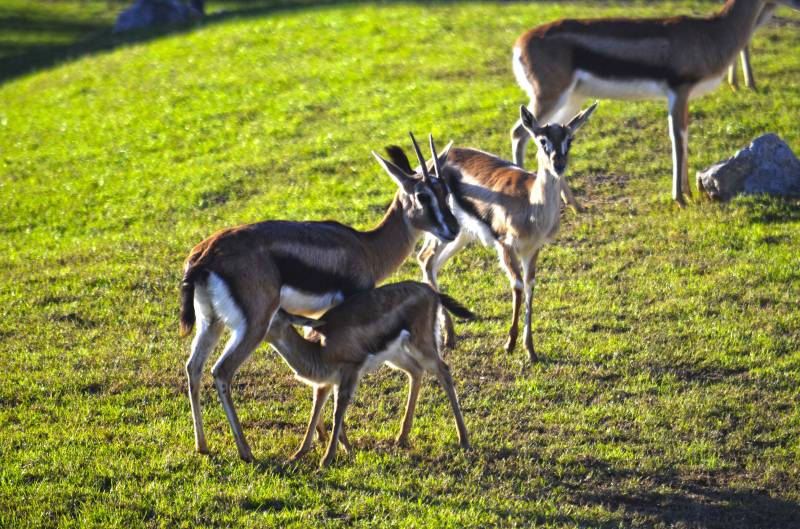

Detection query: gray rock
xmin=114 ymin=0 xmax=204 ymax=34
xmin=697 ymin=133 xmax=800 ymax=201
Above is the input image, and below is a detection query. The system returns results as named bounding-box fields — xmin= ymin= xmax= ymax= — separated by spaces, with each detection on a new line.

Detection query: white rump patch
xmin=279 ymin=286 xmax=344 ymax=317
xmin=513 ymin=47 xmax=535 ymax=99
xmin=206 ymin=272 xmax=246 ymax=330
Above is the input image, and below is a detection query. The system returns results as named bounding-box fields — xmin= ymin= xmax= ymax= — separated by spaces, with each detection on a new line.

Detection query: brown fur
xmin=511 ymin=0 xmax=796 ymax=205
xmin=267 ymin=281 xmax=471 ymax=467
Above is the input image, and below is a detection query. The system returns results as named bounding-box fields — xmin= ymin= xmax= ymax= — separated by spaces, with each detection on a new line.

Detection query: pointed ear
xmin=286 ymin=313 xmax=326 ymax=328
xmin=567 ymin=101 xmax=599 ymax=134
xmin=520 ymin=105 xmax=539 ymax=132
xmin=372 ymin=151 xmax=416 ymax=194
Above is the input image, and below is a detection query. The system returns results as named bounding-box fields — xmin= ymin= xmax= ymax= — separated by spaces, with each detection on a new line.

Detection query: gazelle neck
xmin=361 ymin=193 xmax=419 ymax=284
xmin=713 ymin=0 xmax=767 ymax=62
xmin=267 ymin=324 xmax=333 ymax=382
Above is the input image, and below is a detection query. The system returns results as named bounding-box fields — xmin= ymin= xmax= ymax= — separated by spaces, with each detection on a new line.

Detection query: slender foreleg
xmin=290 ymin=384 xmax=332 ymax=462
xmin=668 ymin=88 xmax=692 ymax=205
xmin=496 ymin=243 xmax=523 ymax=354
xmin=320 ymin=371 xmax=358 ymax=468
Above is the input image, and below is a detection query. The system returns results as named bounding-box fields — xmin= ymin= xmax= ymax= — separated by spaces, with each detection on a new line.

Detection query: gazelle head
xmin=372 ymin=133 xmax=459 ymax=243
xmin=520 ymin=102 xmax=598 ymax=178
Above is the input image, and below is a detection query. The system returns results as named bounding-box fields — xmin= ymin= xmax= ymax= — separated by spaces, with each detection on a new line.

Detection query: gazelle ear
xmin=372 ymin=151 xmax=417 ymax=194
xmin=520 ymin=105 xmax=539 ymax=132
xmin=567 ymin=101 xmax=599 ymax=134
xmin=286 ymin=313 xmax=326 ymax=328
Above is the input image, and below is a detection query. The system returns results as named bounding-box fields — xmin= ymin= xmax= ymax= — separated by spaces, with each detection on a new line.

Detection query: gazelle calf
xmin=265 ymin=281 xmax=473 ymax=468
xmin=418 ymin=103 xmax=597 ymax=361
xmin=180 ymin=135 xmax=458 ymax=462
xmin=511 ymin=0 xmax=799 ymax=207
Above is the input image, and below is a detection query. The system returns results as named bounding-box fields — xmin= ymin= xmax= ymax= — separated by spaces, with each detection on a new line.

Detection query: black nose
xmin=554 ymin=163 xmax=566 ymax=174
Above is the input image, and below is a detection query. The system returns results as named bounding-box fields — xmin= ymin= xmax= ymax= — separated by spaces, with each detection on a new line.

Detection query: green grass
xmin=2 ymin=1 xmax=800 ymax=527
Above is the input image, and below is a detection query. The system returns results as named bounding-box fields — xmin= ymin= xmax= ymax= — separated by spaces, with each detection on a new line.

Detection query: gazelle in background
xmin=416 ymin=103 xmax=597 ymax=362
xmin=266 ymin=281 xmax=473 ymax=468
xmin=511 ymin=0 xmax=799 ymax=207
xmin=728 ymin=4 xmax=777 ymax=91
xmin=180 ymin=135 xmax=458 ymax=462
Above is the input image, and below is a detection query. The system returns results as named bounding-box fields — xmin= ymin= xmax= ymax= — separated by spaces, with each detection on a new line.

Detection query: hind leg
xmin=434 ymin=359 xmax=470 ymax=449
xmin=211 ymin=323 xmax=269 ymax=462
xmin=186 ymin=317 xmax=224 ymax=454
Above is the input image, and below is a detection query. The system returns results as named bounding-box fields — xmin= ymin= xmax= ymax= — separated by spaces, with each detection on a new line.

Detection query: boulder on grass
xmin=114 ymin=0 xmax=204 ymax=34
xmin=696 ymin=133 xmax=800 ymax=202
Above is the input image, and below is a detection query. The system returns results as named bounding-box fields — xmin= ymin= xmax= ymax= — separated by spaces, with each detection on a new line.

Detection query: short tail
xmin=438 ymin=293 xmax=476 ymax=320
xmin=179 ymin=266 xmax=209 ymax=337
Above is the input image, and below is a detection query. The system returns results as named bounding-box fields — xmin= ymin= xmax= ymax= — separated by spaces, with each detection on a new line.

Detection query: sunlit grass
xmin=1 ymin=1 xmax=799 ymax=528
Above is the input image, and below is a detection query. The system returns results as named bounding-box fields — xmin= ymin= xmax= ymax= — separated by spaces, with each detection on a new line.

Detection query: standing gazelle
xmin=511 ymin=0 xmax=800 ymax=207
xmin=417 ymin=103 xmax=598 ymax=361
xmin=180 ymin=135 xmax=457 ymax=462
xmin=266 ymin=281 xmax=473 ymax=468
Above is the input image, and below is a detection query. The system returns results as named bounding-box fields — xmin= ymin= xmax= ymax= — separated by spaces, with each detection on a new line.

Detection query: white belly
xmin=452 ymin=199 xmax=495 ymax=247
xmin=690 ymin=75 xmax=723 ymax=99
xmin=279 ymin=286 xmax=344 ymax=317
xmin=574 ymin=70 xmax=669 ymax=100
xmin=361 ymin=330 xmax=411 ymax=375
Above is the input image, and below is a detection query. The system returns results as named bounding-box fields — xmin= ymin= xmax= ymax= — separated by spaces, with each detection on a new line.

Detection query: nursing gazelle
xmin=180 ymin=135 xmax=457 ymax=462
xmin=417 ymin=103 xmax=598 ymax=361
xmin=511 ymin=0 xmax=799 ymax=207
xmin=267 ymin=281 xmax=473 ymax=468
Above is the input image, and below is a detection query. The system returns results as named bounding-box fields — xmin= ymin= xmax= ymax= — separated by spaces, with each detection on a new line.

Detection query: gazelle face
xmin=533 ymin=125 xmax=573 ymax=177
xmin=372 ymin=134 xmax=459 ymax=243
xmin=520 ymin=102 xmax=599 ymax=178
xmin=405 ymin=174 xmax=459 ymax=243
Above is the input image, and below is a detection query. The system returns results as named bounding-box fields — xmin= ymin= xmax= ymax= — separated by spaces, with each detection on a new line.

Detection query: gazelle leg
xmin=434 ymin=359 xmax=470 ymax=449
xmin=521 ymin=251 xmax=540 ymax=362
xmin=728 ymin=58 xmax=739 ymax=90
xmin=290 ymin=384 xmax=332 ymax=462
xmin=742 ymin=47 xmax=756 ymax=91
xmin=211 ymin=313 xmax=272 ymax=463
xmin=495 ymin=242 xmax=523 ymax=353
xmin=418 ymin=232 xmax=469 ymax=348
xmin=186 ymin=317 xmax=224 ymax=454
xmin=668 ymin=88 xmax=692 ymax=205
xmin=320 ymin=372 xmax=357 ymax=469
xmin=396 ymin=369 xmax=422 ymax=447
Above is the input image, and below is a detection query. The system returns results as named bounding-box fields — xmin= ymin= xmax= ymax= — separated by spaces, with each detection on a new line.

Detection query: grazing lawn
xmin=1 ymin=1 xmax=799 ymax=527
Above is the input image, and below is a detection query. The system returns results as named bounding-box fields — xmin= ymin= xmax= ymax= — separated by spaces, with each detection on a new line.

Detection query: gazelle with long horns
xmin=511 ymin=0 xmax=799 ymax=207
xmin=417 ymin=103 xmax=598 ymax=361
xmin=180 ymin=134 xmax=457 ymax=462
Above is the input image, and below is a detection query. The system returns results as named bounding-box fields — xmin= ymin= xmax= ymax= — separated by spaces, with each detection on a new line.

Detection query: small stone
xmin=113 ymin=0 xmax=204 ymax=34
xmin=696 ymin=133 xmax=800 ymax=202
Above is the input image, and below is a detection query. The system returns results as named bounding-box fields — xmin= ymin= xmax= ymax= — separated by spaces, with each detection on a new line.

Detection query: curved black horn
xmin=409 ymin=131 xmax=430 ymax=180
xmin=429 ymin=134 xmax=442 ymax=179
